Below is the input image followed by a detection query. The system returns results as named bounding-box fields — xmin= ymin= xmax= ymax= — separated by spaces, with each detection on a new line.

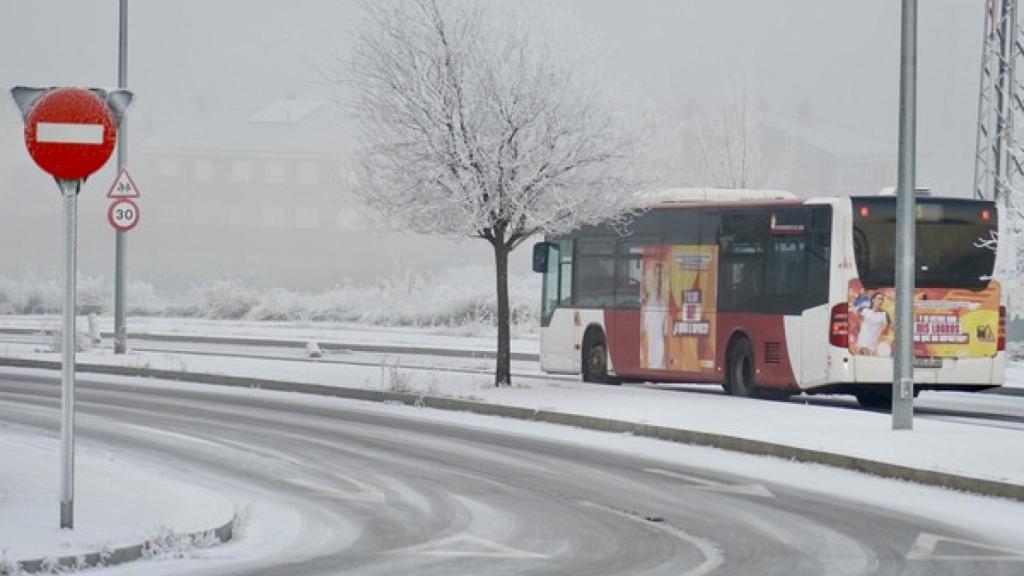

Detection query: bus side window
xmin=574 ymin=238 xmax=616 ymax=308
xmin=559 ymin=239 xmax=573 ymax=305
xmin=719 ymin=208 xmax=768 ymax=312
xmin=807 ymin=206 xmax=832 ymax=307
xmin=616 ymin=238 xmax=654 ymax=308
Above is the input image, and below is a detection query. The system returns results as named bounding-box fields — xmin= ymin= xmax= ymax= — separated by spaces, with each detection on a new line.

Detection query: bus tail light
xmin=830 ymin=303 xmax=849 ymax=348
xmin=999 ymin=305 xmax=1006 ymax=352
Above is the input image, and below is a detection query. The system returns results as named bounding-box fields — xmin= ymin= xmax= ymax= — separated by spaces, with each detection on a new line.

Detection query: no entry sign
xmin=23 ymin=87 xmax=117 ymax=181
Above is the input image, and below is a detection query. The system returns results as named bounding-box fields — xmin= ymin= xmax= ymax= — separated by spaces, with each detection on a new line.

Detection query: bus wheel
xmin=854 ymin=389 xmax=893 ymax=409
xmin=582 ymin=332 xmax=612 ymax=384
xmin=727 ymin=338 xmax=757 ymax=397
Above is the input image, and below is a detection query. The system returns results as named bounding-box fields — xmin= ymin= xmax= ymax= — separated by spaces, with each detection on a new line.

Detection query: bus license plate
xmin=914 ymin=358 xmax=942 ymax=369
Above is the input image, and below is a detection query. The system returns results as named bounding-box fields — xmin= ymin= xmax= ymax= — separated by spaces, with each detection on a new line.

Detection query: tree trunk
xmin=493 ymin=241 xmax=512 ymax=386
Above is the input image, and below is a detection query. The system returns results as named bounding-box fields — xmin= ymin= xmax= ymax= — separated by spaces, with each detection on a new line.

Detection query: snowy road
xmin=2 ymin=371 xmax=1023 ymax=575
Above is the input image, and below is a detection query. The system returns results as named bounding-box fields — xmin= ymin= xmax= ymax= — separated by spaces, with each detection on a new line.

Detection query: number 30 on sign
xmin=107 ymin=198 xmax=140 ymax=232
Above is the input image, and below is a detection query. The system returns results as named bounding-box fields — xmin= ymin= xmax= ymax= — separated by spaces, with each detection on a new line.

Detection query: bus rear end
xmin=825 ymin=196 xmax=1004 ymax=405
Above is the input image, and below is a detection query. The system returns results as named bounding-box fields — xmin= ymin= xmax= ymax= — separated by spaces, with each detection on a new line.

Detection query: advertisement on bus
xmin=641 ymin=245 xmax=719 ymax=372
xmin=847 ymin=279 xmax=1000 ymax=358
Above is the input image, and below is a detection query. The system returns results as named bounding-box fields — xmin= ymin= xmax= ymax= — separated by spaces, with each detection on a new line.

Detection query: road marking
xmin=645 ymin=467 xmax=775 ymax=498
xmin=285 ymin=473 xmax=386 ymax=503
xmin=36 ymin=122 xmax=104 ymax=144
xmin=907 ymin=533 xmax=1024 ymax=561
xmin=579 ymin=500 xmax=723 ymax=576
xmin=394 ymin=534 xmax=548 ymax=559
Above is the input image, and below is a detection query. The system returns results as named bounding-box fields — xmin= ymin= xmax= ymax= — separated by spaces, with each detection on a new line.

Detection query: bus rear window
xmin=852 ymin=198 xmax=997 ymax=290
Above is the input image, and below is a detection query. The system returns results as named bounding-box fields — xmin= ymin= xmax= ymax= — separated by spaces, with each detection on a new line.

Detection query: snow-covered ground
xmin=1 ymin=333 xmax=1022 ymax=488
xmin=0 ymin=426 xmax=234 ymax=567
xmin=3 ymin=316 xmax=1024 ymax=572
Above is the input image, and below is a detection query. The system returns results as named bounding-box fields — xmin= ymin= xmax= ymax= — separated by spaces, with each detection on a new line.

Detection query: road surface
xmin=1 ymin=371 xmax=1022 ymax=575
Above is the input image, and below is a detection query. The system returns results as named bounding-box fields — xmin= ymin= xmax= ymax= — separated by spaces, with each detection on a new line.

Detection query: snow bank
xmin=0 ymin=429 xmax=235 ymax=565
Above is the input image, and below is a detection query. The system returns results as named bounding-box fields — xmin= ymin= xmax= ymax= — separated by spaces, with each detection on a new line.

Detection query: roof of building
xmin=140 ymin=98 xmax=353 ymax=157
xmin=760 ymin=113 xmax=895 ymax=160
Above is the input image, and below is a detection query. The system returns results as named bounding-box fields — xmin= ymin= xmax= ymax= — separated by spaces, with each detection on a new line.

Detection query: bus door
xmin=537 ymin=240 xmax=576 ymax=373
xmin=801 ymin=206 xmax=833 ymax=386
xmin=611 ymin=237 xmax=649 ymax=375
xmin=765 ymin=206 xmax=833 ymax=387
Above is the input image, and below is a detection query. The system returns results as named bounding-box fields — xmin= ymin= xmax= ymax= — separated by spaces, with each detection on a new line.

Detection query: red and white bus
xmin=532 ymin=189 xmax=1005 ymax=407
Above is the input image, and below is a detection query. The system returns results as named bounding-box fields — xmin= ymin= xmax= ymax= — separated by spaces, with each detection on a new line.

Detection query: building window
xmin=297 ymin=162 xmax=319 ymax=185
xmin=262 ymin=205 xmax=286 ymax=228
xmin=296 ymin=207 xmax=319 ymax=229
xmin=231 ymin=161 xmax=252 ymax=183
xmin=264 ymin=161 xmax=285 ymax=183
xmin=195 ymin=159 xmax=213 ymax=182
xmin=159 ymin=158 xmax=179 ymax=176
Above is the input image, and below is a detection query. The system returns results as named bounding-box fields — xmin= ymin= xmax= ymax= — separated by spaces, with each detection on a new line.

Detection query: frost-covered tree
xmin=346 ymin=0 xmax=639 ymax=386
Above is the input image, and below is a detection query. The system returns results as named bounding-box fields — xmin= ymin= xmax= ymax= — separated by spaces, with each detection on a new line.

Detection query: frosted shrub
xmin=0 ymin=267 xmax=542 ymax=333
xmin=127 ymin=281 xmax=171 ymax=316
xmin=193 ymin=280 xmax=259 ymax=320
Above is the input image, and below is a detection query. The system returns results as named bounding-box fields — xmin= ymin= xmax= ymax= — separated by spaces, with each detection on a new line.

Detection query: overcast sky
xmin=0 ymin=0 xmax=987 ymax=286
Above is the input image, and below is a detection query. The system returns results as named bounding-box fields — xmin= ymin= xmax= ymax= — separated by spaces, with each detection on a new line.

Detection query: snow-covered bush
xmin=0 ymin=267 xmax=542 ymax=334
xmin=191 ymin=280 xmax=260 ymax=320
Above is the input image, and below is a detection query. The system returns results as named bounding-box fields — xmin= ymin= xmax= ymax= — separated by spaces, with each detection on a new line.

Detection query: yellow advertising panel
xmin=641 ymin=245 xmax=718 ymax=372
xmin=847 ymin=279 xmax=1000 ymax=358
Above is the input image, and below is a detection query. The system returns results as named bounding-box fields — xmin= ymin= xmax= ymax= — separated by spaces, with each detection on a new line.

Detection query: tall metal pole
xmin=893 ymin=0 xmax=917 ymax=430
xmin=114 ymin=0 xmax=128 ymax=354
xmin=59 ymin=178 xmax=80 ymax=529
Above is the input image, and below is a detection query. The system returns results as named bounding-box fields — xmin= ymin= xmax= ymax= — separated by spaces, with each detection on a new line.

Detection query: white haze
xmin=0 ymin=0 xmax=982 ymax=289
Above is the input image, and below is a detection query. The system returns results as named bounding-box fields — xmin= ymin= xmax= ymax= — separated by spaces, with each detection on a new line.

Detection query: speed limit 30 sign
xmin=108 ymin=198 xmax=140 ymax=232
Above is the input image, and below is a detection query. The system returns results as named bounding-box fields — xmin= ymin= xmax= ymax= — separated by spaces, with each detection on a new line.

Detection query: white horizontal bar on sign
xmin=36 ymin=122 xmax=104 ymax=145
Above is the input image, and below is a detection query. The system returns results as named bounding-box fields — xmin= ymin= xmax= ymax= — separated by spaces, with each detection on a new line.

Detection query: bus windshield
xmin=852 ymin=197 xmax=997 ymax=290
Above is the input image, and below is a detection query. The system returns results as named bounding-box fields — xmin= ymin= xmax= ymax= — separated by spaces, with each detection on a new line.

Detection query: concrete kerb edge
xmin=2 ymin=357 xmax=1023 ymax=504
xmin=11 ymin=516 xmax=233 ymax=575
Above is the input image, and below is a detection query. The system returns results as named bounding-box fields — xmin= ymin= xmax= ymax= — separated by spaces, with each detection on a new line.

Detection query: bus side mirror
xmin=532 ymin=242 xmax=557 ymax=273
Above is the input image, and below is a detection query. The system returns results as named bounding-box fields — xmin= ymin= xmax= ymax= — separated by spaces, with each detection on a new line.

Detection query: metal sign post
xmin=115 ymin=0 xmax=129 ymax=354
xmin=11 ymin=86 xmax=131 ymax=529
xmin=893 ymin=0 xmax=917 ymax=430
xmin=59 ymin=178 xmax=80 ymax=528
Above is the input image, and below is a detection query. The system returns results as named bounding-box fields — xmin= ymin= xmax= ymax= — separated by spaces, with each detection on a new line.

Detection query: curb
xmin=2 ymin=357 xmax=1023 ymax=504
xmin=0 ymin=327 xmax=540 ymax=362
xmin=984 ymin=386 xmax=1024 ymax=397
xmin=10 ymin=517 xmax=233 ymax=575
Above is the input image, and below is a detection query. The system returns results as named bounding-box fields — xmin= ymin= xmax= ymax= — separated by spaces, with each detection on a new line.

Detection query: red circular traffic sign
xmin=107 ymin=198 xmax=140 ymax=232
xmin=24 ymin=88 xmax=116 ymax=181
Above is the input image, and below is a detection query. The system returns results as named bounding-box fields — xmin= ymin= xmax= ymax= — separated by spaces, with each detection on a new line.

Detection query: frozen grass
xmin=0 ymin=267 xmax=541 ymax=335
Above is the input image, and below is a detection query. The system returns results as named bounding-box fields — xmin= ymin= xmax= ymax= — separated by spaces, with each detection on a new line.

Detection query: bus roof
xmin=638 ymin=187 xmax=797 ymax=205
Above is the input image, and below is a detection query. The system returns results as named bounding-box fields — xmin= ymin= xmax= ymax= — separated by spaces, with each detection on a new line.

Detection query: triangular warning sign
xmin=107 ymin=168 xmax=141 ymax=198
xmin=907 ymin=533 xmax=1024 ymax=561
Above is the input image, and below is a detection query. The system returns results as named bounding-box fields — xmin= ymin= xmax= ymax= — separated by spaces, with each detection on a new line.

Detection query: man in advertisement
xmin=854 ymin=291 xmax=893 ymax=356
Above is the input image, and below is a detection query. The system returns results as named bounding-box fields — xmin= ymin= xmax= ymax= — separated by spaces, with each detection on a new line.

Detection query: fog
xmin=0 ymin=0 xmax=982 ymax=289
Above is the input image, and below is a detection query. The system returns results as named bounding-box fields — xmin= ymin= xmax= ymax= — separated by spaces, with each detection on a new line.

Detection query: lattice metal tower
xmin=975 ymin=0 xmax=1024 ymax=205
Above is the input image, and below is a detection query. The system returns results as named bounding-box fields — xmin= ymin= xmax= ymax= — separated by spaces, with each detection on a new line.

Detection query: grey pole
xmin=893 ymin=0 xmax=917 ymax=430
xmin=114 ymin=0 xmax=128 ymax=354
xmin=59 ymin=178 xmax=80 ymax=529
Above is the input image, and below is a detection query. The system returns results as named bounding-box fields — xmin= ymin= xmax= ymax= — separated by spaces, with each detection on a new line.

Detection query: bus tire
xmin=855 ymin=389 xmax=893 ymax=409
xmin=582 ymin=330 xmax=615 ymax=384
xmin=726 ymin=337 xmax=757 ymax=398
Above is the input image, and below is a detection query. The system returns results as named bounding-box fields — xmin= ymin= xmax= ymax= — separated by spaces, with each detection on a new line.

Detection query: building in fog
xmin=0 ymin=98 xmax=493 ymax=289
xmin=760 ymin=111 xmax=897 ymax=197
